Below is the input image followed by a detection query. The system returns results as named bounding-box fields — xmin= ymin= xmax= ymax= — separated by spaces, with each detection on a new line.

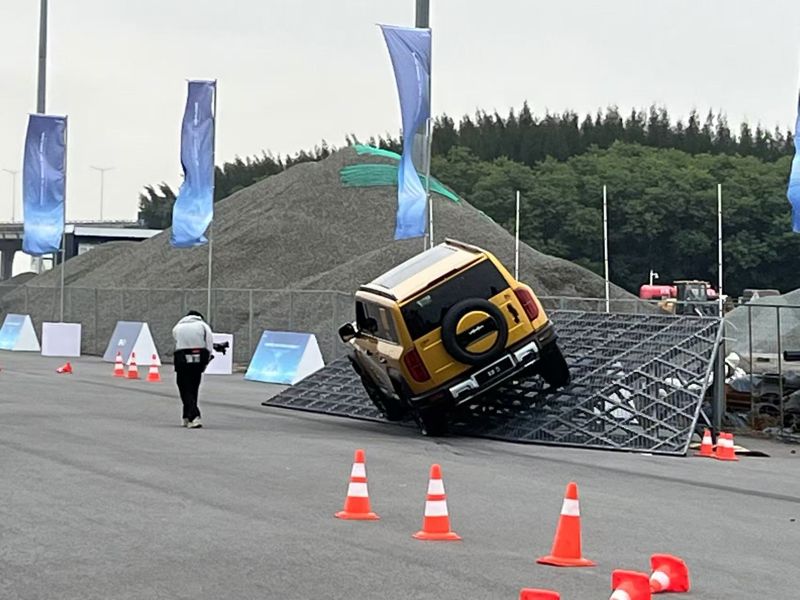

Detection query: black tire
xmin=534 ymin=343 xmax=570 ymax=389
xmin=414 ymin=405 xmax=449 ymax=436
xmin=440 ymin=298 xmax=509 ymax=366
xmin=360 ymin=374 xmax=407 ymax=421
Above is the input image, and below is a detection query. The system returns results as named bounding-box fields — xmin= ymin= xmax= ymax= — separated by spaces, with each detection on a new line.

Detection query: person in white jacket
xmin=172 ymin=310 xmax=214 ymax=428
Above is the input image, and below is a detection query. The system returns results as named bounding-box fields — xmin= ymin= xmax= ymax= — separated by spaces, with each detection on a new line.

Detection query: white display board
xmin=205 ymin=333 xmax=233 ymax=375
xmin=102 ymin=321 xmax=161 ymax=366
xmin=41 ymin=322 xmax=82 ymax=357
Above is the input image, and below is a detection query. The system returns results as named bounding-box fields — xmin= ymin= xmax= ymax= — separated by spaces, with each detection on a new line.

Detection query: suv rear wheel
xmin=533 ymin=343 xmax=570 ymax=389
xmin=414 ymin=405 xmax=449 ymax=436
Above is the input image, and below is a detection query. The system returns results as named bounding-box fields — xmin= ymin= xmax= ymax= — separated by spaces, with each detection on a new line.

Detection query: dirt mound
xmin=0 ymin=147 xmax=640 ymax=360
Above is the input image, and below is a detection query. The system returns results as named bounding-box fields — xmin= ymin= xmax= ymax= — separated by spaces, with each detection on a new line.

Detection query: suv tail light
xmin=403 ymin=348 xmax=431 ymax=383
xmin=514 ymin=287 xmax=540 ymax=321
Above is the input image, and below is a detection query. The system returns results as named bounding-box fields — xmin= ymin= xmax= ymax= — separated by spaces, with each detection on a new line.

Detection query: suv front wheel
xmin=360 ymin=373 xmax=408 ymax=421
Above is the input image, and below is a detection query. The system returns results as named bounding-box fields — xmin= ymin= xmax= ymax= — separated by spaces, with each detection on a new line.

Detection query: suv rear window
xmin=401 ymin=259 xmax=509 ymax=340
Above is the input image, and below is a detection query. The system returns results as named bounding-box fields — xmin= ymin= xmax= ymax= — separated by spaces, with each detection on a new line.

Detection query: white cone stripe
xmin=560 ymin=498 xmax=580 ymax=517
xmin=347 ymin=482 xmax=369 ymax=497
xmin=651 ymin=571 xmax=670 ymax=589
xmin=427 ymin=478 xmax=445 ymax=495
xmin=350 ymin=463 xmax=366 ymax=478
xmin=424 ymin=500 xmax=449 ymax=517
xmin=609 ymin=590 xmax=631 ymax=600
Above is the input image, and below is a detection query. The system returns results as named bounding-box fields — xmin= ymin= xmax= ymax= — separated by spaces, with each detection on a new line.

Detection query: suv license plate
xmin=474 ymin=356 xmax=514 ymax=386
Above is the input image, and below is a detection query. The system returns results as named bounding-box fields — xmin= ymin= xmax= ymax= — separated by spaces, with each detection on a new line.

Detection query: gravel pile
xmin=0 ymin=147 xmax=641 ymax=362
xmin=726 ymin=289 xmax=800 ymax=359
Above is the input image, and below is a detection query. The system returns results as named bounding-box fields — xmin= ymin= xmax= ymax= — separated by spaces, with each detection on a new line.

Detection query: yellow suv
xmin=338 ymin=239 xmax=569 ymax=436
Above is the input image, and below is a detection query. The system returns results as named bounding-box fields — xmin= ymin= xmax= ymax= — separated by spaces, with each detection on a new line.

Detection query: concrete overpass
xmin=0 ymin=221 xmax=162 ymax=280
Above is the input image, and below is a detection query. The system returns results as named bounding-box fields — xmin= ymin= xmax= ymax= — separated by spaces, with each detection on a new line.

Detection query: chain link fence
xmin=0 ymin=284 xmax=354 ymax=366
xmin=1 ymin=283 xmax=798 ymax=435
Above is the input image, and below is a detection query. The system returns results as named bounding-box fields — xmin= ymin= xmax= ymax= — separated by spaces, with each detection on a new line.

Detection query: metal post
xmin=248 ymin=289 xmax=254 ymax=362
xmin=425 ymin=117 xmax=434 ymax=247
xmin=331 ymin=291 xmax=337 ymax=359
xmin=37 ymin=0 xmax=48 ymax=114
xmin=59 ymin=117 xmax=68 ymax=322
xmin=416 ymin=0 xmax=432 ymax=248
xmin=206 ymin=81 xmax=218 ymax=322
xmin=777 ymin=306 xmax=785 ymax=432
xmin=2 ymin=170 xmax=19 ymax=222
xmin=415 ymin=0 xmax=430 ymax=27
xmin=514 ymin=190 xmax=520 ymax=280
xmin=712 ymin=344 xmax=725 ymax=435
xmin=747 ymin=304 xmax=754 ymax=428
xmin=94 ymin=287 xmax=99 ymax=355
xmin=717 ymin=184 xmax=723 ymax=316
xmin=90 ymin=166 xmax=113 ymax=221
xmin=289 ymin=290 xmax=294 ymax=330
xmin=603 ymin=185 xmax=610 ymax=313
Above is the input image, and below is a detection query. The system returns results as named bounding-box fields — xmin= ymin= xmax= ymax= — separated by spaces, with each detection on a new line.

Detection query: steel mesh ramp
xmin=263 ymin=310 xmax=721 ymax=455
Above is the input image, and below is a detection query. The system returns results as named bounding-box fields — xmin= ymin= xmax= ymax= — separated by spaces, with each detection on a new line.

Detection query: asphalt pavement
xmin=1 ymin=353 xmax=798 ymax=600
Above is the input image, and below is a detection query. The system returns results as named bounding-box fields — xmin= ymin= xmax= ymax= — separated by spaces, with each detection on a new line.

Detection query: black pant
xmin=176 ymin=364 xmax=204 ymax=420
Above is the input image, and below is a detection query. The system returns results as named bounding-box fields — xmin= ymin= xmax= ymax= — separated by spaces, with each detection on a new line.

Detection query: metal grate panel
xmin=263 ymin=311 xmax=721 ymax=455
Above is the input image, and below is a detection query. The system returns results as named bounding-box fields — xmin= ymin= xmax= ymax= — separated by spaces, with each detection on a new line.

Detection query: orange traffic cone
xmin=126 ymin=353 xmax=140 ymax=380
xmin=610 ymin=570 xmax=651 ymax=600
xmin=713 ymin=432 xmax=738 ymax=461
xmin=335 ymin=449 xmax=379 ymax=520
xmin=520 ymin=589 xmax=560 ymax=600
xmin=650 ymin=554 xmax=690 ymax=593
xmin=413 ymin=464 xmax=461 ymax=541
xmin=113 ymin=352 xmax=125 ymax=377
xmin=695 ymin=428 xmax=713 ymax=457
xmin=146 ymin=355 xmax=161 ymax=382
xmin=537 ymin=482 xmax=595 ymax=567
xmin=56 ymin=362 xmax=73 ymax=374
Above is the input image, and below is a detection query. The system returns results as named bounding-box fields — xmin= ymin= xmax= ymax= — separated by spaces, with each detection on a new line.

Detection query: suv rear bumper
xmin=409 ymin=321 xmax=557 ymax=409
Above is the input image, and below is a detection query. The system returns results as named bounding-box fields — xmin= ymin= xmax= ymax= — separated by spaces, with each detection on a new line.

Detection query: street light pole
xmin=2 ymin=170 xmax=19 ymax=222
xmin=90 ymin=166 xmax=114 ymax=221
xmin=37 ymin=0 xmax=48 ymax=113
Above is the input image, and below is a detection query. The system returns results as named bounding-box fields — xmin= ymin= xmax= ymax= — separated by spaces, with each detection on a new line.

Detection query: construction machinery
xmin=639 ymin=280 xmax=718 ymax=316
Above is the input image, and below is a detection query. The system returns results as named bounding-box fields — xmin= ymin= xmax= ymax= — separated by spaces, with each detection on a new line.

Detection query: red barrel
xmin=639 ymin=284 xmax=676 ymax=300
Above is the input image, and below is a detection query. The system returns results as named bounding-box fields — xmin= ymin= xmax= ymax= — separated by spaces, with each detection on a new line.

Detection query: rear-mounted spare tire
xmin=440 ymin=298 xmax=509 ymax=366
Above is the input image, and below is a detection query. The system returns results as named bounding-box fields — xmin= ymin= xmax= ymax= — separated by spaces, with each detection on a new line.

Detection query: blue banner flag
xmin=22 ymin=114 xmax=67 ymax=256
xmin=789 ymin=93 xmax=800 ymax=232
xmin=380 ymin=25 xmax=431 ymax=240
xmin=171 ymin=80 xmax=216 ymax=248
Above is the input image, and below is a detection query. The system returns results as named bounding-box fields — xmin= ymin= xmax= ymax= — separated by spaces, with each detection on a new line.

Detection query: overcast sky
xmin=1 ymin=0 xmax=799 ymax=224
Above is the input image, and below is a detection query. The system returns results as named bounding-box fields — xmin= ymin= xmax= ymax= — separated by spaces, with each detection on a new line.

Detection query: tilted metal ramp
xmin=263 ymin=311 xmax=722 ymax=455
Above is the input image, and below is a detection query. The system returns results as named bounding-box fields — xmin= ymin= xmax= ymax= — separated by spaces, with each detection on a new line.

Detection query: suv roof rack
xmin=443 ymin=238 xmax=484 ymax=254
xmin=357 ymin=284 xmax=396 ymax=300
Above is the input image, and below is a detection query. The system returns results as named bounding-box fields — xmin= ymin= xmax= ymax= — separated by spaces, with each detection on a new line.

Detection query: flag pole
xmin=425 ymin=117 xmax=433 ymax=248
xmin=717 ymin=183 xmax=723 ymax=316
xmin=514 ymin=190 xmax=520 ymax=280
xmin=417 ymin=0 xmax=433 ymax=250
xmin=207 ymin=81 xmax=217 ymax=322
xmin=603 ymin=184 xmax=610 ymax=313
xmin=59 ymin=116 xmax=68 ymax=322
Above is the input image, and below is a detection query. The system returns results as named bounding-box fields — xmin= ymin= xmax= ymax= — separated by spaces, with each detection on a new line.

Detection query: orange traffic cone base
xmin=413 ymin=530 xmax=461 ymax=541
xmin=536 ymin=555 xmax=596 ymax=567
xmin=335 ymin=509 xmax=379 ymax=521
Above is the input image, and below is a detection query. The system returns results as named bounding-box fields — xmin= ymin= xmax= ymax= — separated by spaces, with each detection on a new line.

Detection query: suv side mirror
xmin=339 ymin=322 xmax=358 ymax=343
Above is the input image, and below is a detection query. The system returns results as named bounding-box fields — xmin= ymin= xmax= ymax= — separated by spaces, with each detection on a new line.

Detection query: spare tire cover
xmin=440 ymin=299 xmax=509 ymax=366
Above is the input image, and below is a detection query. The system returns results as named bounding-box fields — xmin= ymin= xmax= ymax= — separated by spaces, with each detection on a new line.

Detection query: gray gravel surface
xmin=1 ymin=352 xmax=798 ymax=600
